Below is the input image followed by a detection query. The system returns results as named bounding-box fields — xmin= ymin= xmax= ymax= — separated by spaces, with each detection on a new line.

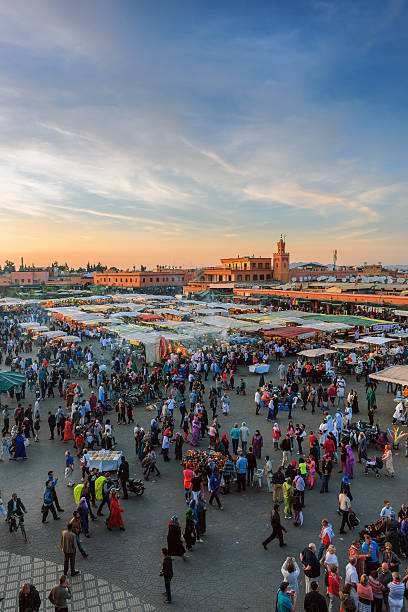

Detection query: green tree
xmin=4 ymin=260 xmax=15 ymax=273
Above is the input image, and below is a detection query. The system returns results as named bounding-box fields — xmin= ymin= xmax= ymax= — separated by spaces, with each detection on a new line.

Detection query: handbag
xmin=24 ymin=438 xmax=30 ymax=447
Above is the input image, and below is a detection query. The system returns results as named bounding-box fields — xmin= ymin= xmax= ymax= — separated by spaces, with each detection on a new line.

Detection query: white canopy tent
xmin=39 ymin=330 xmax=67 ymax=339
xmin=331 ymin=342 xmax=366 ymax=350
xmin=356 ymin=336 xmax=394 ymax=346
xmin=369 ymin=366 xmax=408 ymax=386
xmin=298 ymin=348 xmax=337 ymax=358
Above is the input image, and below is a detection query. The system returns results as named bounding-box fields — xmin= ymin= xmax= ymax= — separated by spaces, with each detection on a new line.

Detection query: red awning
xmin=137 ymin=313 xmax=164 ymax=321
xmin=262 ymin=326 xmax=319 ymax=339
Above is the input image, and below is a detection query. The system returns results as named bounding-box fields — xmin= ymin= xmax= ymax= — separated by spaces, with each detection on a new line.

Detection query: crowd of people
xmin=1 ymin=306 xmax=408 ymax=609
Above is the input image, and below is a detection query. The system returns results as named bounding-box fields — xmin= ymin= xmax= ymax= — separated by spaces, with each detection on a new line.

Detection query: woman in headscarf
xmin=63 ymin=418 xmax=75 ymax=442
xmin=106 ymin=490 xmax=125 ymax=531
xmin=283 ymin=477 xmax=294 ymax=519
xmin=13 ymin=431 xmax=27 ymax=460
xmin=382 ymin=444 xmax=395 ymax=478
xmin=174 ymin=432 xmax=184 ymax=463
xmin=196 ymin=492 xmax=206 ymax=536
xmin=77 ymin=496 xmax=90 ymax=537
xmin=345 ymin=445 xmax=354 ymax=479
xmin=221 ymin=433 xmax=229 ymax=456
xmin=273 ymin=423 xmax=281 ymax=450
xmin=167 ymin=515 xmax=187 ymax=560
xmin=184 ymin=508 xmax=196 ymax=551
xmin=189 ymin=499 xmax=203 ymax=543
xmin=252 ymin=430 xmax=263 ymax=459
xmin=190 ymin=417 xmax=201 ymax=447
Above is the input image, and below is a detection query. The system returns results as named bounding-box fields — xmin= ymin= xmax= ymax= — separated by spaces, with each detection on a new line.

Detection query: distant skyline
xmin=0 ymin=0 xmax=407 ymax=267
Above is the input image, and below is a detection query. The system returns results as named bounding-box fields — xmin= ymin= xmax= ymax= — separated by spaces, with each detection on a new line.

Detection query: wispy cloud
xmin=0 ymin=0 xmax=405 ymax=265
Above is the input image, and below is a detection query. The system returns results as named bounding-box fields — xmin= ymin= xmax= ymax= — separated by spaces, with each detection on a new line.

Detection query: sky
xmin=0 ymin=0 xmax=407 ymax=269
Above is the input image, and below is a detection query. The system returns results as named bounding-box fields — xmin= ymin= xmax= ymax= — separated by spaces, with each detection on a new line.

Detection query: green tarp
xmin=0 ymin=371 xmax=26 ymax=393
xmin=298 ymin=314 xmax=388 ymax=327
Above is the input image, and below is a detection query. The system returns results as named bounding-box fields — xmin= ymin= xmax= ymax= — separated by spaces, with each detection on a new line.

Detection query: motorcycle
xmin=127 ymin=476 xmax=145 ymax=496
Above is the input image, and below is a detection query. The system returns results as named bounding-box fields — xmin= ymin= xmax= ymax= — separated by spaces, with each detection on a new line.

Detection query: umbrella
xmin=0 ymin=371 xmax=26 ymax=393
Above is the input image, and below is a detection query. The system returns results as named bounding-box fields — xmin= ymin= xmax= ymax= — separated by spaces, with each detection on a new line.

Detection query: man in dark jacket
xmin=320 ymin=455 xmax=333 ymax=493
xmin=159 ymin=548 xmax=173 ymax=604
xmin=280 ymin=435 xmax=291 ymax=468
xmin=19 ymin=583 xmax=41 ymax=612
xmin=262 ymin=504 xmax=287 ymax=549
xmin=7 ymin=493 xmax=27 ymax=531
xmin=300 ymin=543 xmax=321 ymax=593
xmin=118 ymin=456 xmax=130 ymax=499
xmin=304 ymin=581 xmax=328 ymax=612
xmin=48 ymin=411 xmax=56 ymax=439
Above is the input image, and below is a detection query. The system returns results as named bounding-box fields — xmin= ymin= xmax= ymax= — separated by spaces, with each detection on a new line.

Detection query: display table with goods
xmin=183 ymin=449 xmax=226 ymax=476
xmin=248 ymin=364 xmax=270 ymax=374
xmin=87 ymin=450 xmax=123 ymax=472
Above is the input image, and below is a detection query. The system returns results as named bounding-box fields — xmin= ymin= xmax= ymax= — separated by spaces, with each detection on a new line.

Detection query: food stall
xmin=183 ymin=449 xmax=226 ymax=477
xmin=87 ymin=450 xmax=123 ymax=472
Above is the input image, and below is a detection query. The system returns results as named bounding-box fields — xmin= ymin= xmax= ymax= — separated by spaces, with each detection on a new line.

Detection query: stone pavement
xmin=0 ymin=550 xmax=156 ymax=611
xmin=1 ymin=340 xmax=407 ymax=611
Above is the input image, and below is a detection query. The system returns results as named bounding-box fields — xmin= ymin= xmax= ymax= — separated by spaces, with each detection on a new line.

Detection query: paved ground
xmin=1 ymin=340 xmax=406 ymax=611
xmin=0 ymin=550 xmax=156 ymax=611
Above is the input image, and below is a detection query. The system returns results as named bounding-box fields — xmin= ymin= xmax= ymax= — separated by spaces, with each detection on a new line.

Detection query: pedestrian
xmin=368 ymin=570 xmax=384 ymax=612
xmin=118 ymin=455 xmax=129 ymax=500
xmin=48 ymin=411 xmax=56 ymax=440
xmin=18 ymin=583 xmax=41 ymax=612
xmin=262 ymin=504 xmax=287 ymax=549
xmin=276 ymin=581 xmax=296 ymax=612
xmin=208 ymin=468 xmax=223 ymax=510
xmin=246 ymin=446 xmax=257 ymax=486
xmin=159 ymin=548 xmax=173 ymax=605
xmin=64 ymin=451 xmax=75 ymax=488
xmin=280 ymin=435 xmax=291 ymax=468
xmin=230 ymin=424 xmax=240 ymax=455
xmin=77 ymin=497 xmax=90 ymax=538
xmin=106 ymin=490 xmax=125 ymax=531
xmin=48 ymin=574 xmax=72 ymax=612
xmin=42 ymin=480 xmax=61 ymax=523
xmin=281 ymin=557 xmax=300 ymax=594
xmin=387 ymin=573 xmax=406 ymax=612
xmin=356 ymin=574 xmax=373 ymax=612
xmin=283 ymin=477 xmax=294 ymax=519
xmin=300 ymin=543 xmax=320 ymax=593
xmin=328 ymin=565 xmax=341 ymax=612
xmin=167 ymin=515 xmax=188 ymax=561
xmin=60 ymin=523 xmax=80 ymax=577
xmin=184 ymin=508 xmax=196 ymax=551
xmin=272 ymin=466 xmax=285 ymax=502
xmin=236 ymin=453 xmax=248 ymax=492
xmin=304 ymin=581 xmax=328 ymax=612
xmin=339 ymin=490 xmax=352 ymax=534
xmin=265 ymin=455 xmax=273 ymax=493
xmin=382 ymin=445 xmax=395 ymax=478
xmin=345 ymin=556 xmax=359 ymax=606
xmin=317 ymin=519 xmax=335 ymax=561
xmin=240 ymin=422 xmax=250 ymax=454
xmin=69 ymin=511 xmax=88 ymax=559
xmin=320 ymin=454 xmax=333 ymax=494
xmin=252 ymin=429 xmax=263 ymax=459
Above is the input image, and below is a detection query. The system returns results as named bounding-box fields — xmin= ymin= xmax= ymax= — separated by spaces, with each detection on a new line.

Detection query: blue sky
xmin=0 ymin=0 xmax=406 ymax=267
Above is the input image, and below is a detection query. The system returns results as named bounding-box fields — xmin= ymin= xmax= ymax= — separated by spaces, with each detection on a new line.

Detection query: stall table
xmin=87 ymin=450 xmax=123 ymax=472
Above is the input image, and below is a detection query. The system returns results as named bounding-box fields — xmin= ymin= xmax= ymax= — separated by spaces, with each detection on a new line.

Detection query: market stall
xmin=183 ymin=449 xmax=226 ymax=477
xmin=356 ymin=336 xmax=394 ymax=346
xmin=249 ymin=364 xmax=270 ymax=374
xmin=87 ymin=450 xmax=123 ymax=472
xmin=369 ymin=366 xmax=408 ymax=386
xmin=298 ymin=348 xmax=337 ymax=358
